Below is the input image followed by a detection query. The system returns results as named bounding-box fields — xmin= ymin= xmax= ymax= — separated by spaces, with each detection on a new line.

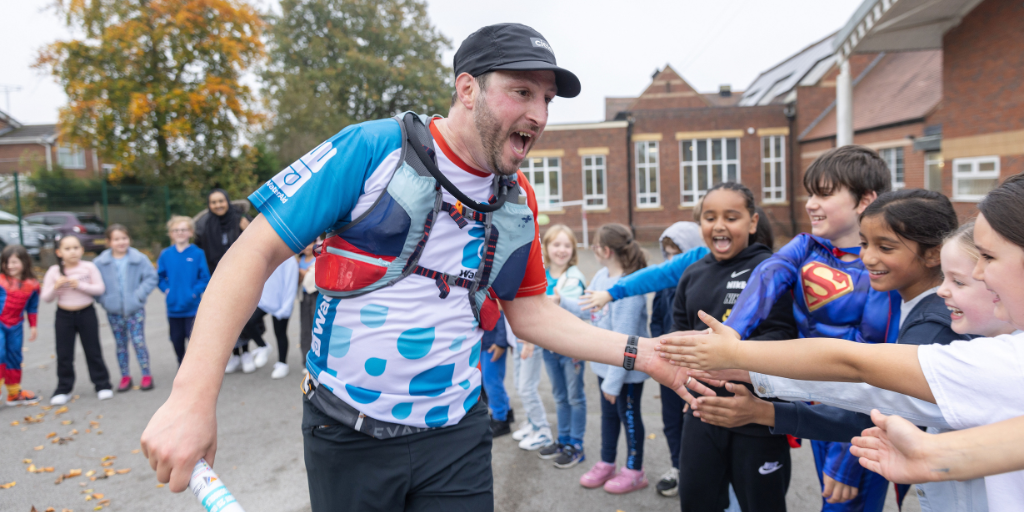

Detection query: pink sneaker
xmin=580 ymin=461 xmax=617 ymax=488
xmin=603 ymin=467 xmax=648 ymax=494
xmin=117 ymin=376 xmax=132 ymax=392
xmin=140 ymin=375 xmax=154 ymax=391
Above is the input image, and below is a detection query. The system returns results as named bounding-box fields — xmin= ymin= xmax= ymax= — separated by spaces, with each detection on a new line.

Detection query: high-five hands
xmin=579 ymin=290 xmax=611 ymax=312
xmin=850 ymin=410 xmax=938 ymax=484
xmin=655 ymin=310 xmax=741 ymax=370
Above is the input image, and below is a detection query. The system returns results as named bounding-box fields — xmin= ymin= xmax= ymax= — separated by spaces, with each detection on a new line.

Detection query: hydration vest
xmin=314 ymin=112 xmax=537 ymax=331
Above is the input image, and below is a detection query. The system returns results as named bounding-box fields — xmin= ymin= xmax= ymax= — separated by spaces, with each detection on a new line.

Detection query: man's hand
xmin=519 ymin=341 xmax=534 ymax=360
xmin=579 ymin=290 xmax=611 ymax=312
xmin=822 ymin=474 xmax=858 ymax=503
xmin=654 ymin=311 xmax=741 ymax=370
xmin=486 ymin=345 xmax=506 ymax=362
xmin=140 ymin=391 xmax=217 ymax=493
xmin=851 ymin=410 xmax=939 ymax=484
xmin=29 ymin=326 xmax=37 ymax=341
xmin=691 ymin=381 xmax=774 ymax=429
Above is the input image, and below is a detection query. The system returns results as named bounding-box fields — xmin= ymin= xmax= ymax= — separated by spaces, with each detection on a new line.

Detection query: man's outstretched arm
xmin=502 ymin=293 xmax=694 ymax=398
xmin=140 ymin=215 xmax=295 ymax=493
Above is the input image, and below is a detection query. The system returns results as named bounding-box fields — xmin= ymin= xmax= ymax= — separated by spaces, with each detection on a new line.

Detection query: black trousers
xmin=54 ymin=305 xmax=111 ymax=395
xmin=302 ymin=395 xmax=494 ymax=512
xmin=168 ymin=316 xmax=195 ymax=365
xmin=679 ymin=412 xmax=791 ymax=512
xmin=233 ymin=308 xmax=268 ymax=355
xmin=661 ymin=384 xmax=685 ymax=470
xmin=299 ymin=291 xmax=318 ymax=365
xmin=271 ymin=315 xmax=289 ymax=363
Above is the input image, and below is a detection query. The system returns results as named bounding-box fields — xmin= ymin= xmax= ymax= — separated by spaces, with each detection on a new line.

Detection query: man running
xmin=141 ymin=23 xmax=692 ymax=511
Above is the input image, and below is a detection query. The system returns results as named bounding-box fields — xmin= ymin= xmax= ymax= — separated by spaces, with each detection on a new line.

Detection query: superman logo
xmin=801 ymin=261 xmax=853 ymax=312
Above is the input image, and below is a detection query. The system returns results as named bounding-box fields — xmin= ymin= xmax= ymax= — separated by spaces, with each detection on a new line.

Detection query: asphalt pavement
xmin=0 ymin=246 xmax=922 ymax=512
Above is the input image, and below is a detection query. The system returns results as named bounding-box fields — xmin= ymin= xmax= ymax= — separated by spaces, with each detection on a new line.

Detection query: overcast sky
xmin=2 ymin=0 xmax=863 ymax=126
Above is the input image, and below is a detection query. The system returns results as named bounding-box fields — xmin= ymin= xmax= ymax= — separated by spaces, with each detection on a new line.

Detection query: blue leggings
xmin=598 ymin=377 xmax=645 ymax=470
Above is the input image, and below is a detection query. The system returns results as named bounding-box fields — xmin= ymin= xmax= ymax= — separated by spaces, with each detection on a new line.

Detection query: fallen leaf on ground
xmin=100 ymin=462 xmax=113 ymax=467
xmin=0 ymin=481 xmax=14 ymax=489
xmin=34 ymin=445 xmax=44 ymax=451
xmin=647 ymin=433 xmax=656 ymax=439
xmin=57 ymin=437 xmax=75 ymax=444
xmin=85 ymin=429 xmax=90 ymax=433
xmin=85 ymin=470 xmax=95 ymax=477
xmin=89 ymin=421 xmax=99 ymax=427
xmin=131 ymin=449 xmax=140 ymax=454
xmin=156 ymin=483 xmax=164 ymax=488
xmin=70 ymin=429 xmax=78 ymax=435
xmin=103 ymin=469 xmax=115 ymax=477
xmin=10 ymin=421 xmax=19 ymax=426
xmin=68 ymin=469 xmax=82 ymax=477
xmin=45 ymin=508 xmax=55 ymax=512
xmin=27 ymin=464 xmax=37 ymax=472
xmin=100 ymin=456 xmax=116 ymax=462
xmin=92 ymin=493 xmax=104 ymax=499
xmin=99 ymin=499 xmax=110 ymax=505
xmin=94 ymin=506 xmax=103 ymax=511
xmin=23 ymin=459 xmax=32 ymax=464
xmin=61 ymin=420 xmax=72 ymax=425
xmin=85 ymin=494 xmax=93 ymax=500
xmin=95 ymin=431 xmax=102 ymax=435
xmin=54 ymin=406 xmax=68 ymax=415
xmin=115 ymin=469 xmax=130 ymax=474
xmin=41 ymin=406 xmax=52 ymax=411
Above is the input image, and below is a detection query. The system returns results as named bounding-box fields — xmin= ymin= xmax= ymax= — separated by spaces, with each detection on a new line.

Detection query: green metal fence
xmin=0 ymin=172 xmax=225 ymax=259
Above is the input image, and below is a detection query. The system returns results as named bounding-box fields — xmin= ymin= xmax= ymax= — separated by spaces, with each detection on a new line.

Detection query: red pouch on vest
xmin=315 ymin=238 xmax=392 ymax=292
xmin=479 ymin=297 xmax=500 ymax=331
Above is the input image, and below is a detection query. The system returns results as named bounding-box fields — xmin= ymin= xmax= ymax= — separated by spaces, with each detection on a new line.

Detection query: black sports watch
xmin=623 ymin=335 xmax=639 ymax=370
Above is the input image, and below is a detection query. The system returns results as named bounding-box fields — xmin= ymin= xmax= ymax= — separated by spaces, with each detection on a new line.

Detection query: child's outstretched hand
xmin=850 ymin=410 xmax=937 ymax=484
xmin=655 ymin=310 xmax=741 ymax=370
xmin=579 ymin=290 xmax=611 ymax=312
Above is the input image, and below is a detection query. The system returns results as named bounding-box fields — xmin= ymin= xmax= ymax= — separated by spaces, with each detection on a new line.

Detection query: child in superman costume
xmin=724 ymin=146 xmax=902 ymax=512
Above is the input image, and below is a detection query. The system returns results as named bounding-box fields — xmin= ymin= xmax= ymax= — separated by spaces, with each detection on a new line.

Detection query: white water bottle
xmin=188 ymin=458 xmax=245 ymax=512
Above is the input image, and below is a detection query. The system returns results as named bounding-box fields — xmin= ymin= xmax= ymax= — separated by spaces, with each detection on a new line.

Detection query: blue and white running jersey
xmin=249 ymin=118 xmax=546 ymax=428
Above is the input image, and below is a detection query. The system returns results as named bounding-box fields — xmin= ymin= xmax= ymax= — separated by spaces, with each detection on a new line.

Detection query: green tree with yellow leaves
xmin=264 ymin=0 xmax=452 ymax=163
xmin=36 ymin=0 xmax=266 ymax=197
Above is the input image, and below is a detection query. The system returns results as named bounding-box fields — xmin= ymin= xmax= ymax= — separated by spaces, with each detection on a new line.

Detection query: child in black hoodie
xmin=673 ymin=182 xmax=797 ymax=512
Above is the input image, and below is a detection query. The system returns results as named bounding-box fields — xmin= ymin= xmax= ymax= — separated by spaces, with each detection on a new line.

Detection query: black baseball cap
xmin=453 ymin=23 xmax=581 ymax=98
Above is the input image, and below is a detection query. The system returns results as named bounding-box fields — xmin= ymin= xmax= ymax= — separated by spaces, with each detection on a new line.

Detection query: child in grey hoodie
xmin=561 ymin=223 xmax=651 ymax=494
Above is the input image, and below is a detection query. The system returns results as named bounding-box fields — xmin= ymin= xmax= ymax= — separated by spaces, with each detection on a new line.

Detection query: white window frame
xmin=581 ymin=154 xmax=607 ymax=210
xmin=635 ymin=141 xmax=660 ymax=207
xmin=924 ymin=152 xmax=943 ymax=192
xmin=880 ymin=147 xmax=905 ymax=190
xmin=952 ymin=156 xmax=1000 ymax=202
xmin=679 ymin=137 xmax=741 ymax=206
xmin=58 ymin=145 xmax=86 ymax=169
xmin=761 ymin=135 xmax=786 ymax=203
xmin=520 ymin=156 xmax=562 ymax=211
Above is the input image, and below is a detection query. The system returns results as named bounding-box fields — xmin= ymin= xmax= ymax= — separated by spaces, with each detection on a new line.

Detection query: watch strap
xmin=623 ymin=335 xmax=639 ymax=370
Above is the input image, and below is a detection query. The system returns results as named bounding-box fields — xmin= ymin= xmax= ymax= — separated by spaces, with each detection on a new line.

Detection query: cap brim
xmin=490 ymin=60 xmax=581 ymax=98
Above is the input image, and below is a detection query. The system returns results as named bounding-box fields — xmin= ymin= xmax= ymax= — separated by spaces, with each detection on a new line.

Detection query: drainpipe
xmin=625 ymin=116 xmax=635 ymax=236
xmin=43 ymin=142 xmax=53 ymax=171
xmin=784 ymin=103 xmax=797 ymax=237
xmin=836 ymin=59 xmax=853 ymax=147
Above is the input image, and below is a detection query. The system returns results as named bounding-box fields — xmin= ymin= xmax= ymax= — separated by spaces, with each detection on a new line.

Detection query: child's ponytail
xmin=595 ymin=224 xmax=647 ymax=275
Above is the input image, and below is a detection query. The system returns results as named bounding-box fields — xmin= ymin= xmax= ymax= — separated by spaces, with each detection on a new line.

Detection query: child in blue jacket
xmin=157 ymin=216 xmax=211 ymax=365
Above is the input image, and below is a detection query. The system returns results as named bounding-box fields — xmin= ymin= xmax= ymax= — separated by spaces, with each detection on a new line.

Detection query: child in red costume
xmin=0 ymin=245 xmax=40 ymax=405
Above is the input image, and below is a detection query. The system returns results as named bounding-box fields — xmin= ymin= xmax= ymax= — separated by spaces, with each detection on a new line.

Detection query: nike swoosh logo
xmin=758 ymin=462 xmax=782 ymax=475
xmin=731 ymin=269 xmax=751 ymax=278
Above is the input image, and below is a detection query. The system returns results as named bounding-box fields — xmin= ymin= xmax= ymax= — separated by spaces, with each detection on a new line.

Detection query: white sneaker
xmin=225 ymin=355 xmax=241 ymax=374
xmin=512 ymin=421 xmax=533 ymax=441
xmin=253 ymin=346 xmax=271 ymax=369
xmin=271 ymin=362 xmax=289 ymax=379
xmin=519 ymin=426 xmax=554 ymax=451
xmin=50 ymin=394 xmax=70 ymax=406
xmin=97 ymin=389 xmax=113 ymax=401
xmin=241 ymin=352 xmax=256 ymax=374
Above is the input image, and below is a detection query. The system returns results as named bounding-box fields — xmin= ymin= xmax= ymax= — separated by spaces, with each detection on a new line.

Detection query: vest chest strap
xmin=412 ymin=265 xmax=473 ymax=299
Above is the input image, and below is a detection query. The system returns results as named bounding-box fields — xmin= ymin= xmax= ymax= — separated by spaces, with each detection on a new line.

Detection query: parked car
xmin=24 ymin=211 xmax=108 ymax=253
xmin=0 ymin=211 xmax=51 ymax=258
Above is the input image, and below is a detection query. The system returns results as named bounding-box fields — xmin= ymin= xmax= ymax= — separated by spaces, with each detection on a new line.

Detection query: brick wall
xmin=0 ymin=143 xmax=100 ymax=177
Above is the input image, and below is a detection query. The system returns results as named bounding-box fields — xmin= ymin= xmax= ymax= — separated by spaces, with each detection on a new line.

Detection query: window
xmin=635 ymin=141 xmax=660 ymax=207
xmin=581 ymin=155 xmax=606 ymax=209
xmin=953 ymin=156 xmax=1000 ymax=201
xmin=925 ymin=152 xmax=943 ymax=192
xmin=520 ymin=157 xmax=562 ymax=211
xmin=58 ymin=145 xmax=86 ymax=169
xmin=680 ymin=138 xmax=740 ymax=206
xmin=879 ymin=147 xmax=905 ymax=189
xmin=761 ymin=136 xmax=786 ymax=203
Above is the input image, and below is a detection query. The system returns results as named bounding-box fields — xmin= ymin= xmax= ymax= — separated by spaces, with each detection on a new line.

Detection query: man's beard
xmin=473 ymin=96 xmax=538 ymax=176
